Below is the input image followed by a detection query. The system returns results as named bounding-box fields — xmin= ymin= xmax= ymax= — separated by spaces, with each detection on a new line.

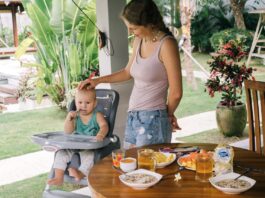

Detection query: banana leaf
xmin=14 ymin=37 xmax=35 ymax=58
xmin=50 ymin=0 xmax=87 ymax=36
xmin=22 ymin=0 xmax=52 ymax=18
xmin=18 ymin=0 xmax=98 ymax=108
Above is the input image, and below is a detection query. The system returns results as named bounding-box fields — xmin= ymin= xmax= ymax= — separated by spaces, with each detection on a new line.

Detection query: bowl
xmin=120 ymin=157 xmax=137 ymax=172
xmin=209 ymin=172 xmax=256 ymax=194
xmin=119 ymin=169 xmax=162 ymax=190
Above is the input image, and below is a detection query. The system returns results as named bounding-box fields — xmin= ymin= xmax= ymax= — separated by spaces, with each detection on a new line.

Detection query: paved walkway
xmin=173 ymin=111 xmax=217 ymax=139
xmin=0 ymin=151 xmax=54 ymax=186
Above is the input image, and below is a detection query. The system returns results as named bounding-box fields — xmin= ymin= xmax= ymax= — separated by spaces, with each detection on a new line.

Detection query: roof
xmin=0 ymin=1 xmax=22 ymax=6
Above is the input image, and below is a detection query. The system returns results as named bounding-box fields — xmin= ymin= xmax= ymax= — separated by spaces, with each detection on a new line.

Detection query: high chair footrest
xmin=43 ymin=190 xmax=90 ymax=198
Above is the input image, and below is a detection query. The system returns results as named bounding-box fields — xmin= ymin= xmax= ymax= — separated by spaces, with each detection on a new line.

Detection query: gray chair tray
xmin=32 ymin=131 xmax=111 ymax=151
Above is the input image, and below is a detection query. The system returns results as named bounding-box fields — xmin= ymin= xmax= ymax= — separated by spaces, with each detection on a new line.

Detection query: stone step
xmin=0 ymin=72 xmax=20 ymax=86
xmin=0 ymin=78 xmax=8 ymax=84
xmin=0 ymin=92 xmax=18 ymax=104
xmin=0 ymin=84 xmax=18 ymax=95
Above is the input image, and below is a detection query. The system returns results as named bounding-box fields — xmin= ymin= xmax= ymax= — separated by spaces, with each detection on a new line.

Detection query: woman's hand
xmin=78 ymin=78 xmax=98 ymax=90
xmin=169 ymin=115 xmax=181 ymax=131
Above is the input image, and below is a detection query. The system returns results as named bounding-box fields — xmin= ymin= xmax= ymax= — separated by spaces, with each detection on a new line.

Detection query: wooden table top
xmin=88 ymin=143 xmax=265 ymax=198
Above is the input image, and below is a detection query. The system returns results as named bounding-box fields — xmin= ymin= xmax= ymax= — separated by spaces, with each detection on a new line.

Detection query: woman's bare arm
xmin=78 ymin=37 xmax=140 ymax=89
xmin=160 ymin=38 xmax=183 ymax=130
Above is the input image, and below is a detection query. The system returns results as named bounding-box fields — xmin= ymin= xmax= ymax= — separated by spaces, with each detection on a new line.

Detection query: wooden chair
xmin=244 ymin=80 xmax=265 ymax=155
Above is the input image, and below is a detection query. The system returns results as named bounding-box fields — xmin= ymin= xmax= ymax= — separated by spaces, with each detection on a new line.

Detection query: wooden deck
xmin=0 ymin=47 xmax=36 ymax=57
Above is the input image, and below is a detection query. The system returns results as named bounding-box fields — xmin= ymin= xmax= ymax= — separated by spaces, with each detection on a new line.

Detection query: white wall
xmin=96 ymin=0 xmax=133 ymax=147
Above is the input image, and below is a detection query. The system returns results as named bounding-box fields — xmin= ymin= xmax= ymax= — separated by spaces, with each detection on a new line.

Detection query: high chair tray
xmin=32 ymin=131 xmax=111 ymax=151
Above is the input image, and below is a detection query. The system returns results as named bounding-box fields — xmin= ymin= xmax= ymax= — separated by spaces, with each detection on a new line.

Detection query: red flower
xmin=205 ymin=40 xmax=255 ymax=107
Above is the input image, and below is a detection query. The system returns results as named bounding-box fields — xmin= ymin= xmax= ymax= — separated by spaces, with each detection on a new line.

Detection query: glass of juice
xmin=195 ymin=152 xmax=213 ymax=182
xmin=112 ymin=149 xmax=125 ymax=168
xmin=137 ymin=149 xmax=156 ymax=172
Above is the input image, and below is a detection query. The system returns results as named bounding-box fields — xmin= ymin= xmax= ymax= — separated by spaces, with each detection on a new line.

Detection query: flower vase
xmin=216 ymin=102 xmax=247 ymax=137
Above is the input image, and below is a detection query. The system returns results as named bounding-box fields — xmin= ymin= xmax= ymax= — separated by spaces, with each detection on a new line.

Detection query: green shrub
xmin=210 ymin=28 xmax=253 ymax=52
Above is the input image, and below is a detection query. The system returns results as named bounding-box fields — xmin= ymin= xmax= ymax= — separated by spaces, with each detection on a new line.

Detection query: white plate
xmin=119 ymin=169 xmax=162 ymax=190
xmin=177 ymin=154 xmax=196 ymax=170
xmin=209 ymin=172 xmax=256 ymax=194
xmin=156 ymin=152 xmax=176 ymax=168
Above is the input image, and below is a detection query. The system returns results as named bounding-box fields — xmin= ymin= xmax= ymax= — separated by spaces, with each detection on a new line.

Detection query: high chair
xmin=32 ymin=89 xmax=120 ymax=198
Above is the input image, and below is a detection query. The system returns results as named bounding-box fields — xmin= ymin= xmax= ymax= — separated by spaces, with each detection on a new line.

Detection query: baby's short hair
xmin=75 ymin=87 xmax=96 ymax=99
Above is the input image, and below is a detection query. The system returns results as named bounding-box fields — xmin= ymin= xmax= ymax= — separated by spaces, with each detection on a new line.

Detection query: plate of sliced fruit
xmin=154 ymin=152 xmax=176 ymax=168
xmin=177 ymin=150 xmax=213 ymax=170
xmin=177 ymin=152 xmax=197 ymax=170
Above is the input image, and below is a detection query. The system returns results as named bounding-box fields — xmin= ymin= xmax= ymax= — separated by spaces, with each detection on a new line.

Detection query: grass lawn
xmin=0 ymin=107 xmax=66 ymax=160
xmin=184 ymin=52 xmax=265 ymax=72
xmin=0 ymin=173 xmax=81 ymax=198
xmin=176 ymin=78 xmax=221 ymax=118
xmin=177 ymin=127 xmax=248 ymax=144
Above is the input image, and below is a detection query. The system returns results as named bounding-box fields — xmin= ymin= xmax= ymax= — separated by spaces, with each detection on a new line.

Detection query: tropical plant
xmin=0 ymin=27 xmax=13 ymax=47
xmin=205 ymin=40 xmax=255 ymax=107
xmin=198 ymin=0 xmax=247 ymax=30
xmin=191 ymin=3 xmax=234 ymax=52
xmin=16 ymin=0 xmax=98 ymax=108
xmin=154 ymin=0 xmax=181 ymax=28
xmin=210 ymin=28 xmax=253 ymax=52
xmin=17 ymin=70 xmax=37 ymax=101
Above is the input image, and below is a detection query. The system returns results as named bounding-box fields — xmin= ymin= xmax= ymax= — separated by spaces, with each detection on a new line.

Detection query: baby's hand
xmin=96 ymin=134 xmax=104 ymax=141
xmin=67 ymin=111 xmax=78 ymax=121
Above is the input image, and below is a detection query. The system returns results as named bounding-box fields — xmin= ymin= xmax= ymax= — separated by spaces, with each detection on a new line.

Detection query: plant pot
xmin=216 ymin=102 xmax=247 ymax=137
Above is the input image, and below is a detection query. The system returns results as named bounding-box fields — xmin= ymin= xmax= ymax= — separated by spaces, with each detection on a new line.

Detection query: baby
xmin=48 ymin=88 xmax=108 ymax=185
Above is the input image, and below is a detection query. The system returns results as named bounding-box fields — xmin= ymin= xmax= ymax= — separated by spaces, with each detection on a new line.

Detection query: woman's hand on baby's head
xmin=68 ymin=111 xmax=78 ymax=121
xmin=78 ymin=79 xmax=97 ymax=90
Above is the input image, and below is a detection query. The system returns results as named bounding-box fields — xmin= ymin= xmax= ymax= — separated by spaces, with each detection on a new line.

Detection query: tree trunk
xmin=180 ymin=0 xmax=197 ymax=90
xmin=230 ymin=0 xmax=246 ymax=30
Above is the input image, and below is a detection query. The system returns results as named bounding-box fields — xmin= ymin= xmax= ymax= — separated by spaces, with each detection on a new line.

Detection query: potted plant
xmin=205 ymin=40 xmax=255 ymax=137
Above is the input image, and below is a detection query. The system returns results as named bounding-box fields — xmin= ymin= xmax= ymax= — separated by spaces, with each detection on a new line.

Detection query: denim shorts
xmin=124 ymin=109 xmax=172 ymax=149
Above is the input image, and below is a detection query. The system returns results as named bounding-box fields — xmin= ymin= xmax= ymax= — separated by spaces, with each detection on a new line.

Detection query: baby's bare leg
xmin=68 ymin=167 xmax=85 ymax=181
xmin=47 ymin=168 xmax=64 ymax=186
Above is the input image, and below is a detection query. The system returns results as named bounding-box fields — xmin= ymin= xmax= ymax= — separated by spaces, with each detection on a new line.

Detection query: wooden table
xmin=88 ymin=143 xmax=265 ymax=198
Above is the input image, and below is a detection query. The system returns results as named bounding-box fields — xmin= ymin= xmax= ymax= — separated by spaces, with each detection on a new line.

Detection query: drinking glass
xmin=195 ymin=153 xmax=213 ymax=182
xmin=137 ymin=149 xmax=156 ymax=171
xmin=112 ymin=149 xmax=125 ymax=168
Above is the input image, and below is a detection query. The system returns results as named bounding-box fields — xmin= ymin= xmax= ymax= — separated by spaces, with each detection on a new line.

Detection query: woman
xmin=79 ymin=0 xmax=182 ymax=149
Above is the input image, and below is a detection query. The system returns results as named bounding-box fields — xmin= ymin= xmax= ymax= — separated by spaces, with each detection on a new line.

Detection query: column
xmin=96 ymin=0 xmax=133 ymax=147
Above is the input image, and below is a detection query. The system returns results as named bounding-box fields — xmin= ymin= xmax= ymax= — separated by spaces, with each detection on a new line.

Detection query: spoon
xmin=234 ymin=168 xmax=251 ymax=180
xmin=163 ymin=166 xmax=184 ymax=179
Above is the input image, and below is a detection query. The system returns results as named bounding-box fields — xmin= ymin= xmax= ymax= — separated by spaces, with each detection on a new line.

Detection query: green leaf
xmin=15 ymin=37 xmax=35 ymax=58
